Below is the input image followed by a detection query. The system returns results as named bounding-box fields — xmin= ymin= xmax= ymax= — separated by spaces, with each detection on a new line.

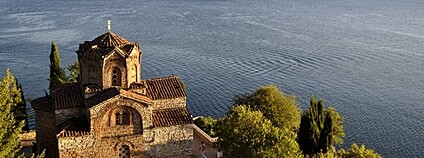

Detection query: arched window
xmin=115 ymin=111 xmax=130 ymax=125
xmin=119 ymin=145 xmax=130 ymax=158
xmin=133 ymin=64 xmax=137 ymax=82
xmin=111 ymin=68 xmax=121 ymax=86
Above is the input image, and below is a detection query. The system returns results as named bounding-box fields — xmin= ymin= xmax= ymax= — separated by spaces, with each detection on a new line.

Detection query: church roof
xmin=78 ymin=32 xmax=140 ymax=57
xmin=152 ymin=108 xmax=192 ymax=127
xmin=32 ymin=76 xmax=186 ymax=111
xmin=31 ymin=96 xmax=53 ymax=112
xmin=90 ymin=32 xmax=131 ymax=48
xmin=51 ymin=83 xmax=85 ymax=109
xmin=31 ymin=83 xmax=84 ymax=111
xmin=144 ymin=76 xmax=187 ymax=100
xmin=85 ymin=87 xmax=153 ymax=108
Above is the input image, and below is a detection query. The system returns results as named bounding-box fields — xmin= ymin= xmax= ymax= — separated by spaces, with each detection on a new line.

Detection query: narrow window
xmin=133 ymin=65 xmax=137 ymax=82
xmin=115 ymin=111 xmax=130 ymax=125
xmin=115 ymin=113 xmax=120 ymax=125
xmin=112 ymin=68 xmax=121 ymax=86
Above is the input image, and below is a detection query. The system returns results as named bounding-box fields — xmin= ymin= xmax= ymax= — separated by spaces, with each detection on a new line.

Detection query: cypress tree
xmin=0 ymin=69 xmax=24 ymax=157
xmin=297 ymin=97 xmax=345 ymax=155
xmin=14 ymin=80 xmax=29 ymax=131
xmin=49 ymin=41 xmax=67 ymax=89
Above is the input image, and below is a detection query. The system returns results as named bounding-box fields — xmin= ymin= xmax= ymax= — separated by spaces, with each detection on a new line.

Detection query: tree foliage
xmin=14 ymin=80 xmax=28 ymax=131
xmin=312 ymin=150 xmax=341 ymax=158
xmin=215 ymin=105 xmax=302 ymax=158
xmin=48 ymin=41 xmax=67 ymax=89
xmin=339 ymin=144 xmax=382 ymax=158
xmin=193 ymin=116 xmax=217 ymax=137
xmin=297 ymin=97 xmax=345 ymax=155
xmin=233 ymin=84 xmax=301 ymax=131
xmin=0 ymin=69 xmax=24 ymax=157
xmin=66 ymin=60 xmax=80 ymax=83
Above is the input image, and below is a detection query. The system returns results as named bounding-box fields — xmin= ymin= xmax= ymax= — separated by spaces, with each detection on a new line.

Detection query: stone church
xmin=31 ymin=31 xmax=193 ymax=158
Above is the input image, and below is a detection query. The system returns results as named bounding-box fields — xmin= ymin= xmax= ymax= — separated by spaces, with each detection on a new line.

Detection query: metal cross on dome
xmin=108 ymin=20 xmax=111 ymax=31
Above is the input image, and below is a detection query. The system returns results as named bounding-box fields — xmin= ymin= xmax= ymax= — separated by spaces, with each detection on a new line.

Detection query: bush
xmin=193 ymin=116 xmax=217 ymax=137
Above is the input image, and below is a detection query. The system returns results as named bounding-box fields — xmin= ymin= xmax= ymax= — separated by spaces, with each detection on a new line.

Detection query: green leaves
xmin=215 ymin=106 xmax=302 ymax=158
xmin=233 ymin=85 xmax=301 ymax=132
xmin=339 ymin=144 xmax=382 ymax=158
xmin=216 ymin=85 xmax=304 ymax=158
xmin=193 ymin=116 xmax=217 ymax=137
xmin=49 ymin=41 xmax=81 ymax=88
xmin=0 ymin=69 xmax=24 ymax=157
xmin=67 ymin=60 xmax=80 ymax=83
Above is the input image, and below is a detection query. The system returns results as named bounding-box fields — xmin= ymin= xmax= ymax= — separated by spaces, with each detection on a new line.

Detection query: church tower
xmin=76 ymin=31 xmax=142 ymax=90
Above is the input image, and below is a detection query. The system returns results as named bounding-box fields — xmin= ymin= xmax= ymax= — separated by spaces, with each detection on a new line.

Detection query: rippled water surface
xmin=1 ymin=0 xmax=424 ymax=157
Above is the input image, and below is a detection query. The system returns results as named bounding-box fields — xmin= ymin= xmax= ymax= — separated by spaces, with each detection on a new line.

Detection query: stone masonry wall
xmin=126 ymin=48 xmax=141 ymax=85
xmin=57 ymin=124 xmax=192 ymax=157
xmin=35 ymin=110 xmax=59 ymax=157
xmin=146 ymin=124 xmax=193 ymax=157
xmin=89 ymin=97 xmax=153 ymax=137
xmin=79 ymin=52 xmax=102 ymax=87
xmin=103 ymin=53 xmax=128 ymax=88
xmin=64 ymin=94 xmax=193 ymax=157
xmin=58 ymin=134 xmax=145 ymax=158
xmin=152 ymin=97 xmax=186 ymax=110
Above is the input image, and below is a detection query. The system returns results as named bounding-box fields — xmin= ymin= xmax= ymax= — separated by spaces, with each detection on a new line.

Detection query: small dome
xmin=90 ymin=32 xmax=131 ymax=48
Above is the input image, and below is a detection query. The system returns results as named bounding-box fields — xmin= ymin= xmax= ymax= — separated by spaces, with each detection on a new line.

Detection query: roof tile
xmin=85 ymin=88 xmax=120 ymax=108
xmin=91 ymin=32 xmax=131 ymax=48
xmin=31 ymin=96 xmax=53 ymax=112
xmin=152 ymin=108 xmax=192 ymax=127
xmin=85 ymin=88 xmax=153 ymax=108
xmin=144 ymin=76 xmax=186 ymax=100
xmin=51 ymin=83 xmax=84 ymax=109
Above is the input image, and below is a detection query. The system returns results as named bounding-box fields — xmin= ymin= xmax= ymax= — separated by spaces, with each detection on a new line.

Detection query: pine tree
xmin=0 ymin=69 xmax=24 ymax=157
xmin=49 ymin=41 xmax=67 ymax=89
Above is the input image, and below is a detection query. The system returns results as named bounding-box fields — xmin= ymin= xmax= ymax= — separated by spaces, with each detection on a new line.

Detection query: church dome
xmin=90 ymin=31 xmax=131 ymax=48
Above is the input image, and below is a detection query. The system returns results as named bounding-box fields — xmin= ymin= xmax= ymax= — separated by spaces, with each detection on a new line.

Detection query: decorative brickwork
xmin=31 ymin=31 xmax=193 ymax=157
xmin=77 ymin=31 xmax=141 ymax=89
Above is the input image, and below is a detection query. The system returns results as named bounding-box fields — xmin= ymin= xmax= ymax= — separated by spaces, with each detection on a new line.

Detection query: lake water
xmin=1 ymin=0 xmax=423 ymax=157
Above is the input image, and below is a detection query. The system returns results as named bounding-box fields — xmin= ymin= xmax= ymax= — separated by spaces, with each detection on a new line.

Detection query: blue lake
xmin=0 ymin=0 xmax=423 ymax=157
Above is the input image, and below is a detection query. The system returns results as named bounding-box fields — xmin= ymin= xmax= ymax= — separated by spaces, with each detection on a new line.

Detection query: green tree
xmin=233 ymin=84 xmax=301 ymax=132
xmin=48 ymin=41 xmax=67 ymax=89
xmin=339 ymin=144 xmax=382 ymax=158
xmin=297 ymin=97 xmax=345 ymax=155
xmin=14 ymin=80 xmax=29 ymax=131
xmin=67 ymin=60 xmax=80 ymax=83
xmin=312 ymin=150 xmax=341 ymax=158
xmin=193 ymin=116 xmax=217 ymax=137
xmin=215 ymin=105 xmax=302 ymax=158
xmin=0 ymin=69 xmax=24 ymax=157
